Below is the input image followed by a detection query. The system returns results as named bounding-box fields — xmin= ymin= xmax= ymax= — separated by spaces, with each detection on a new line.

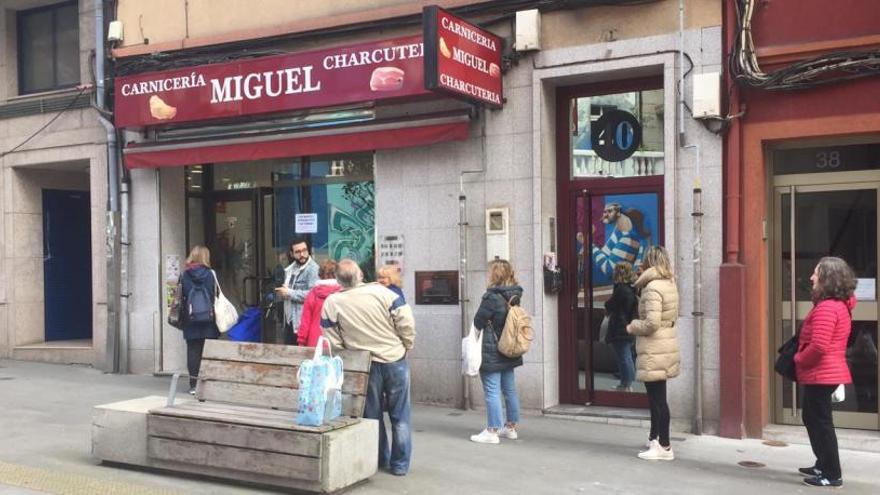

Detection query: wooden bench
xmin=92 ymin=341 xmax=378 ymax=493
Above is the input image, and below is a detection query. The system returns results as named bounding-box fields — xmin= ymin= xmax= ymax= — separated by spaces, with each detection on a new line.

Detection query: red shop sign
xmin=423 ymin=6 xmax=503 ymax=109
xmin=114 ymin=36 xmax=429 ymax=128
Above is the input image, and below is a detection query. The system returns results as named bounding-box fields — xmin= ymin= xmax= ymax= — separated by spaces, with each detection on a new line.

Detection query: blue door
xmin=43 ymin=189 xmax=92 ymax=341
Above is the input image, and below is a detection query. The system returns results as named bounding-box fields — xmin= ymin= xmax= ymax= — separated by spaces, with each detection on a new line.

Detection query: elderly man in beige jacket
xmin=320 ymin=259 xmax=415 ymax=476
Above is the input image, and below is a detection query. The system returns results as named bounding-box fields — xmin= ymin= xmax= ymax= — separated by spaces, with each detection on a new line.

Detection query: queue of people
xmin=173 ymin=239 xmax=857 ymax=488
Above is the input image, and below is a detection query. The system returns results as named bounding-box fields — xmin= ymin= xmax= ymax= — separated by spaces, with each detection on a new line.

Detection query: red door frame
xmin=556 ymin=76 xmax=664 ymax=407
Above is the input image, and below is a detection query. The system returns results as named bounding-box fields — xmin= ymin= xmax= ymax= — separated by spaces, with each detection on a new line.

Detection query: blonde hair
xmin=377 ymin=265 xmax=402 ymax=287
xmin=641 ymin=245 xmax=673 ymax=279
xmin=613 ymin=262 xmax=635 ymax=284
xmin=488 ymin=259 xmax=518 ymax=287
xmin=186 ymin=245 xmax=211 ymax=267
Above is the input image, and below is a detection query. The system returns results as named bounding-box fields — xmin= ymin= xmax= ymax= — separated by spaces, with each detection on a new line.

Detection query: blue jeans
xmin=612 ymin=340 xmax=635 ymax=387
xmin=363 ymin=358 xmax=412 ymax=474
xmin=479 ymin=369 xmax=520 ymax=429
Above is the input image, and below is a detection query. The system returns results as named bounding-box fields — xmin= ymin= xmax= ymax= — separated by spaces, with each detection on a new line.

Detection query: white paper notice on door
xmin=855 ymin=278 xmax=876 ymax=301
xmin=295 ymin=213 xmax=318 ymax=234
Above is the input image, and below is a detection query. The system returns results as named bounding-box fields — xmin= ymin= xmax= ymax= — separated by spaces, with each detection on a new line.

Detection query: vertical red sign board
xmin=423 ymin=6 xmax=504 ymax=109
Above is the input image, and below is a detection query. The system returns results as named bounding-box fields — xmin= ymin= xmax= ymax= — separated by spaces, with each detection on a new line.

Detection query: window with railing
xmin=17 ymin=1 xmax=80 ymax=95
xmin=570 ymin=88 xmax=664 ymax=178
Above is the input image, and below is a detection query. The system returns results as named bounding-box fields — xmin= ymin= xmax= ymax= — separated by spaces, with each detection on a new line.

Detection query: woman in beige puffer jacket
xmin=627 ymin=245 xmax=680 ymax=461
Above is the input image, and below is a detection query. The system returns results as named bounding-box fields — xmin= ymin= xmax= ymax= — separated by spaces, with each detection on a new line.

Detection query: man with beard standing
xmin=276 ymin=238 xmax=319 ymax=345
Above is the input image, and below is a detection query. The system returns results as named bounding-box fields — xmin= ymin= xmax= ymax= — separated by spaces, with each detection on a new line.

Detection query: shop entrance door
xmin=559 ymin=184 xmax=662 ymax=407
xmin=773 ymin=179 xmax=880 ymax=430
xmin=206 ymin=188 xmax=279 ymax=343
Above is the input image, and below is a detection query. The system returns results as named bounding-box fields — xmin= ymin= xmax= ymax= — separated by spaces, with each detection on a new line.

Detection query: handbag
xmin=774 ymin=330 xmax=800 ymax=382
xmin=211 ymin=270 xmax=239 ymax=333
xmin=461 ymin=324 xmax=483 ymax=376
xmin=296 ymin=336 xmax=344 ymax=426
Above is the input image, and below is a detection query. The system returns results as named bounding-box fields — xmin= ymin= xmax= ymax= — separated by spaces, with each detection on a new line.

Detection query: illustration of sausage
xmin=439 ymin=37 xmax=453 ymax=58
xmin=370 ymin=67 xmax=405 ymax=92
xmin=149 ymin=95 xmax=177 ymax=120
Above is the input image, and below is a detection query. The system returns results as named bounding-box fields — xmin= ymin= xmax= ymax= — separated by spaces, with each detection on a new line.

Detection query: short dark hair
xmin=289 ymin=238 xmax=310 ymax=252
xmin=812 ymin=256 xmax=856 ymax=302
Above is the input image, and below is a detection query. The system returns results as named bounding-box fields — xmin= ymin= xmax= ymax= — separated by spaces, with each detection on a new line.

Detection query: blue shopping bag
xmin=296 ymin=337 xmax=344 ymax=427
xmin=227 ymin=307 xmax=262 ymax=342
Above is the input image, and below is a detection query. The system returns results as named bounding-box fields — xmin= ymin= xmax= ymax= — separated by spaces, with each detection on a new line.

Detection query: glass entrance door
xmin=562 ymin=187 xmax=661 ymax=407
xmin=773 ymin=182 xmax=880 ymax=430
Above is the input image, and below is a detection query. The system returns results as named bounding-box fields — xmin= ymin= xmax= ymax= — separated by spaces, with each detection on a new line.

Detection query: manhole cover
xmin=738 ymin=461 xmax=766 ymax=468
xmin=447 ymin=412 xmax=463 ymax=417
xmin=670 ymin=437 xmax=686 ymax=442
xmin=763 ymin=440 xmax=788 ymax=447
xmin=0 ymin=376 xmax=13 ymax=381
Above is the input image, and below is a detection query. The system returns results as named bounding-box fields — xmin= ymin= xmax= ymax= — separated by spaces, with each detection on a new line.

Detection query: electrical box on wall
xmin=485 ymin=207 xmax=510 ymax=262
xmin=515 ymin=10 xmax=541 ymax=51
xmin=692 ymin=72 xmax=721 ymax=119
xmin=107 ymin=20 xmax=124 ymax=42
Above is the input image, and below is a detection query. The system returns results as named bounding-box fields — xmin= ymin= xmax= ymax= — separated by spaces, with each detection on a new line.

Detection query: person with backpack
xmin=181 ymin=245 xmax=220 ymax=395
xmin=794 ymin=256 xmax=856 ymax=488
xmin=470 ymin=259 xmax=525 ymax=444
xmin=626 ymin=245 xmax=679 ymax=461
xmin=604 ymin=262 xmax=638 ymax=392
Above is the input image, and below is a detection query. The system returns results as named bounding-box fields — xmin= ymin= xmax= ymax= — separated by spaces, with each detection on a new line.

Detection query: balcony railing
xmin=572 ymin=149 xmax=665 ymax=178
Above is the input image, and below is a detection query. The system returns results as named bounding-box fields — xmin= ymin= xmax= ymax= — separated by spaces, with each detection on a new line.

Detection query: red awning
xmin=124 ymin=118 xmax=470 ymax=169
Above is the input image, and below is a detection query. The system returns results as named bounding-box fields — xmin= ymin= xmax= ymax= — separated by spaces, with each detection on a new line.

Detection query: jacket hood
xmin=488 ymin=285 xmax=524 ymax=302
xmin=634 ymin=267 xmax=670 ymax=289
xmin=186 ymin=265 xmax=213 ymax=282
xmin=845 ymin=295 xmax=857 ymax=311
xmin=313 ymin=282 xmax=341 ymax=300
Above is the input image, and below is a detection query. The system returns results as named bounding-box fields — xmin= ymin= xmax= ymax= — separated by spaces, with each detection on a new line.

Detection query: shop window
xmin=17 ymin=1 xmax=80 ymax=95
xmin=570 ymin=88 xmax=664 ymax=178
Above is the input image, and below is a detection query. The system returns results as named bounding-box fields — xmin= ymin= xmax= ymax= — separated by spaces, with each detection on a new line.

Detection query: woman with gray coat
xmin=627 ymin=246 xmax=680 ymax=461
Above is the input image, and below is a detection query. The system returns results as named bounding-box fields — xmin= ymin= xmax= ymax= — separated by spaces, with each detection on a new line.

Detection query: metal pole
xmin=459 ymin=190 xmax=470 ymax=410
xmin=684 ymin=143 xmax=703 ymax=435
xmin=790 ymin=186 xmax=797 ymax=416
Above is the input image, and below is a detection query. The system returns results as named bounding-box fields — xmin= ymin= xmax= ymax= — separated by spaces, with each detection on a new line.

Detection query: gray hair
xmin=336 ymin=259 xmax=363 ymax=288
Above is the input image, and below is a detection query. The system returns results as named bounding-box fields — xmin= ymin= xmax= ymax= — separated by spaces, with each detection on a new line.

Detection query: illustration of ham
xmin=149 ymin=95 xmax=177 ymax=120
xmin=489 ymin=63 xmax=501 ymax=78
xmin=370 ymin=67 xmax=405 ymax=92
xmin=439 ymin=37 xmax=453 ymax=58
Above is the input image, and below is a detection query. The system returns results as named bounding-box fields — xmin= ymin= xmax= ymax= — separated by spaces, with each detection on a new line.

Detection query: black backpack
xmin=186 ymin=274 xmax=215 ymax=323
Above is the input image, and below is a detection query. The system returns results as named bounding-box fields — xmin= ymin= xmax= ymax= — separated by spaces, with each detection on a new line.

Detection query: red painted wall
xmin=751 ymin=0 xmax=880 ymax=47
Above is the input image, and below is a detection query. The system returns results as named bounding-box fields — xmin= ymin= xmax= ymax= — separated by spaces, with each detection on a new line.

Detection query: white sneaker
xmin=499 ymin=426 xmax=518 ymax=440
xmin=470 ymin=429 xmax=500 ymax=444
xmin=637 ymin=439 xmax=674 ymax=460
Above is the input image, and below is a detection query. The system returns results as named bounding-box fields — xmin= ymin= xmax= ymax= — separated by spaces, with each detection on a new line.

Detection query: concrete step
xmin=543 ymin=404 xmax=650 ymax=429
xmin=12 ymin=340 xmax=94 ymax=365
xmin=764 ymin=424 xmax=880 ymax=453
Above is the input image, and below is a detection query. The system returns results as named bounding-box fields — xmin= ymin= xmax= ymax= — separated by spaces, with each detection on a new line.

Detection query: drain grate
xmin=763 ymin=440 xmax=788 ymax=447
xmin=447 ymin=412 xmax=463 ymax=417
xmin=738 ymin=461 xmax=766 ymax=468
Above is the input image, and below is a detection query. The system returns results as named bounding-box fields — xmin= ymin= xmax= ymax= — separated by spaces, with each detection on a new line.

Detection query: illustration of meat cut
xmin=149 ymin=95 xmax=177 ymax=120
xmin=370 ymin=67 xmax=405 ymax=92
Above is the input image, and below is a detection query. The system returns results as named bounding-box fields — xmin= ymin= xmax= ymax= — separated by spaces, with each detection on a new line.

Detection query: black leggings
xmin=645 ymin=380 xmax=670 ymax=447
xmin=186 ymin=338 xmax=206 ymax=389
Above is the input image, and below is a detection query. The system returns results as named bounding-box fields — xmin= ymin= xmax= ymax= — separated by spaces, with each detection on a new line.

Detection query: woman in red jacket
xmin=297 ymin=259 xmax=341 ymax=347
xmin=794 ymin=256 xmax=856 ymax=488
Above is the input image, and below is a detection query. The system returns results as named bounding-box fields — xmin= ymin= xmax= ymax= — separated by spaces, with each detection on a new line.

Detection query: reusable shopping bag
xmin=211 ymin=270 xmax=239 ymax=333
xmin=296 ymin=336 xmax=344 ymax=426
xmin=462 ymin=324 xmax=483 ymax=376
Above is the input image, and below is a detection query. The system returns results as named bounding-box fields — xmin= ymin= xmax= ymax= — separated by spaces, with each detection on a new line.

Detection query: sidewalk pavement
xmin=1 ymin=359 xmax=878 ymax=495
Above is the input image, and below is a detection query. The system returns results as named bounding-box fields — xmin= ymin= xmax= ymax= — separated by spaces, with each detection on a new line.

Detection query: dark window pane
xmin=20 ymin=10 xmax=53 ymax=92
xmin=56 ymin=4 xmax=81 ymax=86
xmin=18 ymin=3 xmax=80 ymax=94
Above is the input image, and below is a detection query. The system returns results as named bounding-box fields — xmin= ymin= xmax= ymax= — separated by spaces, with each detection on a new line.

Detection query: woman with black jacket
xmin=180 ymin=245 xmax=220 ymax=395
xmin=470 ymin=259 xmax=524 ymax=445
xmin=604 ymin=262 xmax=638 ymax=392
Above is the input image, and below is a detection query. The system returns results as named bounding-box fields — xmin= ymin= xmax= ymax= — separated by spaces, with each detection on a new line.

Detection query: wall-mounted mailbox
xmin=415 ymin=271 xmax=459 ymax=305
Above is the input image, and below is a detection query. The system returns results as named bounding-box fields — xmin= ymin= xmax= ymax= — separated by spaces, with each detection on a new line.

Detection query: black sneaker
xmin=799 ymin=466 xmax=822 ymax=476
xmin=803 ymin=476 xmax=842 ymax=487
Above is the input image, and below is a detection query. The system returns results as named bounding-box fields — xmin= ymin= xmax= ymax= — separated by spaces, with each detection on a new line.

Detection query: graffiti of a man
xmin=591 ymin=203 xmax=644 ymax=285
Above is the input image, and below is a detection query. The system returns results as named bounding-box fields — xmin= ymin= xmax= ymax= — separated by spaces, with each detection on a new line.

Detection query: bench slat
xmin=148 ymin=414 xmax=322 ymax=458
xmin=151 ymin=402 xmax=360 ymax=432
xmin=197 ymin=380 xmax=366 ymax=417
xmin=202 ymin=340 xmax=371 ymax=374
xmin=148 ymin=437 xmax=321 ymax=481
xmin=198 ymin=359 xmax=368 ymax=396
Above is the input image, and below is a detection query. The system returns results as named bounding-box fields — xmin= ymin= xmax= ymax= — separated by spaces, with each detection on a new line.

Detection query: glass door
xmin=562 ymin=187 xmax=660 ymax=407
xmin=773 ymin=182 xmax=880 ymax=430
